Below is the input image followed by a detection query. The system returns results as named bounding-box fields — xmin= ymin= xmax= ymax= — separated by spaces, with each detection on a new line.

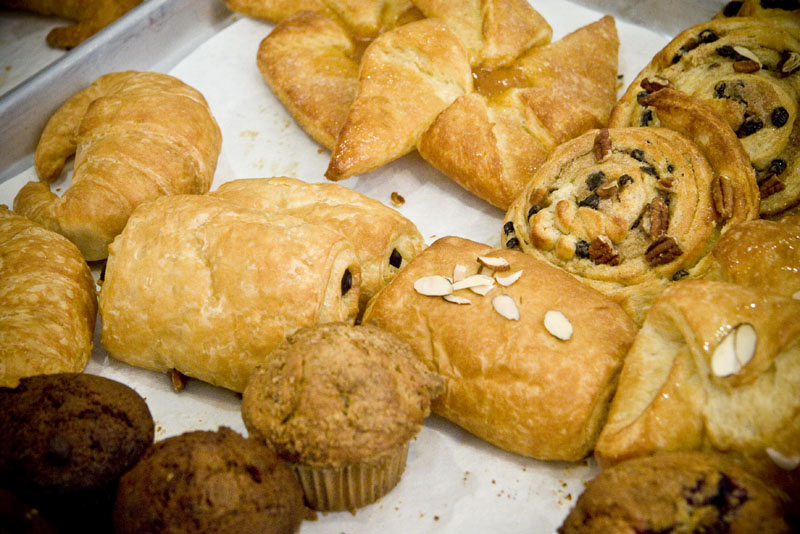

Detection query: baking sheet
xmin=0 ymin=1 xmax=726 ymax=531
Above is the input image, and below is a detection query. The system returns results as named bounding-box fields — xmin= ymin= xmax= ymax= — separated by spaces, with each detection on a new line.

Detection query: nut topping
xmin=477 ymin=255 xmax=511 ymax=272
xmin=492 ymin=295 xmax=519 ymax=320
xmin=470 ymin=282 xmax=494 ymax=296
xmin=544 ymin=310 xmax=573 ymax=341
xmin=758 ymin=173 xmax=786 ymax=199
xmin=645 ymin=236 xmax=683 ymax=266
xmin=792 ymin=290 xmax=800 ymax=300
xmin=589 ymin=235 xmax=620 ymax=266
xmin=711 ymin=175 xmax=734 ymax=219
xmin=495 ymin=270 xmax=523 ymax=287
xmin=596 ymin=183 xmax=619 ymax=199
xmin=640 ymin=76 xmax=671 ymax=93
xmin=711 ymin=323 xmax=756 ymax=377
xmin=390 ymin=191 xmax=405 ymax=206
xmin=593 ymin=129 xmax=611 ymax=162
xmin=170 ymin=368 xmax=188 ymax=392
xmin=766 ymin=448 xmax=800 ymax=471
xmin=414 ymin=275 xmax=453 ymax=296
xmin=732 ymin=60 xmax=760 ymax=73
xmin=655 ymin=177 xmax=675 ymax=192
xmin=453 ymin=264 xmax=467 ymax=283
xmin=452 ymin=274 xmax=494 ymax=290
xmin=648 ymin=197 xmax=670 ymax=239
xmin=443 ymin=294 xmax=472 ymax=305
xmin=732 ymin=45 xmax=760 ymax=65
xmin=779 ymin=51 xmax=800 ymax=76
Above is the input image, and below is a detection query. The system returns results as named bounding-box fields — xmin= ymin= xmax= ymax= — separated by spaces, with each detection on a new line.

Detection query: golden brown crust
xmin=14 ymin=71 xmax=222 ymax=261
xmin=211 ymin=177 xmax=425 ymax=310
xmin=362 ymin=236 xmax=637 ymax=461
xmin=0 ymin=206 xmax=97 ymax=388
xmin=99 ymin=194 xmax=362 ymax=392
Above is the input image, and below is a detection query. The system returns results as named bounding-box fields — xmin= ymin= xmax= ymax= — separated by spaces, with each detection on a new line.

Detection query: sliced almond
xmin=734 ymin=322 xmax=756 ymax=367
xmin=544 ymin=310 xmax=572 ymax=341
xmin=766 ymin=448 xmax=800 ymax=471
xmin=452 ymin=274 xmax=494 ymax=290
xmin=453 ymin=264 xmax=467 ymax=283
xmin=470 ymin=282 xmax=495 ymax=296
xmin=477 ymin=255 xmax=511 ymax=272
xmin=492 ymin=295 xmax=519 ymax=320
xmin=443 ymin=294 xmax=472 ymax=305
xmin=792 ymin=290 xmax=800 ymax=300
xmin=414 ymin=275 xmax=453 ymax=296
xmin=711 ymin=323 xmax=756 ymax=377
xmin=495 ymin=270 xmax=523 ymax=287
xmin=733 ymin=45 xmax=760 ymax=65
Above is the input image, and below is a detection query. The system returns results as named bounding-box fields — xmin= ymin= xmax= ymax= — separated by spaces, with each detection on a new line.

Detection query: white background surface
xmin=0 ymin=1 xmax=726 ymax=531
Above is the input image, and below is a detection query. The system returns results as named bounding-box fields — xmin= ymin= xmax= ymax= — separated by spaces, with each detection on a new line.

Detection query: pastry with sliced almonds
xmin=610 ymin=16 xmax=800 ymax=217
xmin=594 ymin=279 xmax=800 ymax=506
xmin=503 ymin=89 xmax=759 ymax=324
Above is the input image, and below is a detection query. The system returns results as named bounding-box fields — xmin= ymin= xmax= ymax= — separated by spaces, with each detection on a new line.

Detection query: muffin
xmin=241 ymin=322 xmax=443 ymax=511
xmin=0 ymin=373 xmax=154 ymax=533
xmin=113 ymin=427 xmax=305 ymax=534
xmin=559 ymin=451 xmax=792 ymax=534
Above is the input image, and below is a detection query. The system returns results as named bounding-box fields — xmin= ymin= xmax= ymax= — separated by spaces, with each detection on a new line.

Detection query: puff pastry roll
xmin=362 ymin=236 xmax=637 ymax=461
xmin=99 ymin=194 xmax=361 ymax=392
xmin=0 ymin=206 xmax=97 ymax=388
xmin=0 ymin=0 xmax=142 ymax=48
xmin=325 ymin=18 xmax=473 ymax=181
xmin=419 ymin=16 xmax=619 ymax=209
xmin=503 ymin=89 xmax=759 ymax=324
xmin=594 ymin=280 xmax=800 ymax=502
xmin=610 ymin=17 xmax=800 ymax=216
xmin=14 ymin=71 xmax=222 ymax=261
xmin=211 ymin=177 xmax=425 ymax=309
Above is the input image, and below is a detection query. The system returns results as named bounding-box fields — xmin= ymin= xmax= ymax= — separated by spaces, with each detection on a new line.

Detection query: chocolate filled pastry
xmin=0 ymin=206 xmax=97 ymax=388
xmin=503 ymin=89 xmax=759 ymax=324
xmin=14 ymin=71 xmax=222 ymax=261
xmin=419 ymin=15 xmax=619 ymax=209
xmin=99 ymin=194 xmax=361 ymax=392
xmin=0 ymin=0 xmax=142 ymax=48
xmin=211 ymin=177 xmax=425 ymax=310
xmin=594 ymin=280 xmax=800 ymax=504
xmin=362 ymin=236 xmax=637 ymax=461
xmin=610 ymin=16 xmax=800 ymax=217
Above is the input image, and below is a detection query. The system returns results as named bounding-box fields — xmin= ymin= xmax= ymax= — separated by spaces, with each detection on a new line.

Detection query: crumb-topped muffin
xmin=113 ymin=427 xmax=305 ymax=534
xmin=559 ymin=451 xmax=792 ymax=534
xmin=241 ymin=322 xmax=443 ymax=511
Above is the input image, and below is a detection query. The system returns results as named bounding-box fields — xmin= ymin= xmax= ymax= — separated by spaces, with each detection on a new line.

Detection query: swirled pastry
xmin=594 ymin=280 xmax=800 ymax=503
xmin=362 ymin=236 xmax=637 ymax=461
xmin=504 ymin=89 xmax=759 ymax=324
xmin=14 ymin=71 xmax=222 ymax=261
xmin=610 ymin=16 xmax=800 ymax=216
xmin=716 ymin=0 xmax=800 ymax=20
xmin=419 ymin=16 xmax=619 ymax=209
xmin=99 ymin=194 xmax=361 ymax=392
xmin=0 ymin=206 xmax=97 ymax=388
xmin=211 ymin=177 xmax=425 ymax=309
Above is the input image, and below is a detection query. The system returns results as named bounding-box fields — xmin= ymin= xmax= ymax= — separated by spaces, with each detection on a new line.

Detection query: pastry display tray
xmin=0 ymin=0 xmax=727 ymax=532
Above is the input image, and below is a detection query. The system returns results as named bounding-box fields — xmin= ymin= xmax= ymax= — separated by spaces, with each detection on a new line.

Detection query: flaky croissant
xmin=13 ymin=71 xmax=222 ymax=261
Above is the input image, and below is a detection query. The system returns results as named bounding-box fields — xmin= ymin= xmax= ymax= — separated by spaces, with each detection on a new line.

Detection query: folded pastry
xmin=594 ymin=280 xmax=800 ymax=502
xmin=503 ymin=89 xmax=759 ymax=324
xmin=0 ymin=206 xmax=97 ymax=388
xmin=411 ymin=0 xmax=551 ymax=68
xmin=362 ymin=236 xmax=637 ymax=461
xmin=419 ymin=16 xmax=619 ymax=209
xmin=610 ymin=16 xmax=800 ymax=217
xmin=99 ymin=194 xmax=361 ymax=392
xmin=14 ymin=71 xmax=222 ymax=261
xmin=0 ymin=0 xmax=142 ymax=48
xmin=325 ymin=18 xmax=473 ymax=181
xmin=211 ymin=177 xmax=425 ymax=309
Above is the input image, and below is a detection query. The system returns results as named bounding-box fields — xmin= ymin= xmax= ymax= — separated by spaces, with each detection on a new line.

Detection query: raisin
xmin=698 ymin=29 xmax=719 ymax=43
xmin=717 ymin=45 xmax=738 ymax=59
xmin=672 ymin=269 xmax=689 ymax=281
xmin=619 ymin=174 xmax=634 ymax=188
xmin=772 ymin=106 xmax=789 ymax=128
xmin=631 ymin=149 xmax=646 ymax=162
xmin=714 ymin=81 xmax=727 ymax=98
xmin=736 ymin=116 xmax=764 ymax=137
xmin=586 ymin=171 xmax=606 ymax=190
xmin=667 ymin=164 xmax=675 ymax=173
xmin=579 ymin=193 xmax=600 ymax=209
xmin=389 ymin=249 xmax=402 ymax=268
xmin=722 ymin=1 xmax=744 ymax=16
xmin=641 ymin=166 xmax=658 ymax=176
xmin=640 ymin=109 xmax=654 ymax=126
xmin=575 ymin=240 xmax=590 ymax=258
xmin=503 ymin=221 xmax=515 ymax=235
xmin=527 ymin=205 xmax=542 ymax=219
xmin=341 ymin=269 xmax=352 ymax=295
xmin=769 ymin=159 xmax=787 ymax=175
xmin=636 ymin=90 xmax=649 ymax=103
xmin=505 ymin=237 xmax=519 ymax=249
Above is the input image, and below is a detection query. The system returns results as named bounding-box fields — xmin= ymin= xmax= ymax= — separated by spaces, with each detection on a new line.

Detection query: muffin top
xmin=113 ymin=427 xmax=304 ymax=534
xmin=242 ymin=322 xmax=443 ymax=467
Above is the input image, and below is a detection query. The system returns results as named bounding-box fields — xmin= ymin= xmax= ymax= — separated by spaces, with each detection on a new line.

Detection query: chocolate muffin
xmin=0 ymin=373 xmax=154 ymax=533
xmin=113 ymin=427 xmax=305 ymax=534
xmin=559 ymin=451 xmax=792 ymax=534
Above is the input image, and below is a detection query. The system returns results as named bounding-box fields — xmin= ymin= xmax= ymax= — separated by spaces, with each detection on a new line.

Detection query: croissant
xmin=13 ymin=71 xmax=222 ymax=261
xmin=210 ymin=177 xmax=425 ymax=310
xmin=418 ymin=15 xmax=619 ymax=209
xmin=99 ymin=194 xmax=361 ymax=392
xmin=503 ymin=89 xmax=759 ymax=324
xmin=610 ymin=16 xmax=800 ymax=217
xmin=0 ymin=0 xmax=142 ymax=48
xmin=0 ymin=206 xmax=97 ymax=388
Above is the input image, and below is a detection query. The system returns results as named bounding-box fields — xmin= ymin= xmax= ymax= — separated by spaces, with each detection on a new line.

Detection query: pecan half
xmin=597 ymin=183 xmax=619 ymax=199
xmin=733 ymin=60 xmax=760 ymax=73
xmin=758 ymin=173 xmax=786 ymax=199
xmin=656 ymin=177 xmax=675 ymax=192
xmin=640 ymin=76 xmax=671 ymax=93
xmin=648 ymin=197 xmax=670 ymax=240
xmin=711 ymin=175 xmax=734 ymax=219
xmin=593 ymin=129 xmax=611 ymax=162
xmin=646 ymin=236 xmax=683 ymax=266
xmin=589 ymin=236 xmax=620 ymax=266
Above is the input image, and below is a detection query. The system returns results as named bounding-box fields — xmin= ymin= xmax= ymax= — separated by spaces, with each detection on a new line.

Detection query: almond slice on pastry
xmin=325 ymin=18 xmax=472 ymax=181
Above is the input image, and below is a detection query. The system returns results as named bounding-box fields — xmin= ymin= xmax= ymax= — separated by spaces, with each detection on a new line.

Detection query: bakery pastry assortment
xmin=113 ymin=427 xmax=305 ymax=534
xmin=14 ymin=71 xmax=222 ymax=261
xmin=241 ymin=322 xmax=443 ymax=511
xmin=99 ymin=193 xmax=361 ymax=392
xmin=558 ymin=451 xmax=792 ymax=534
xmin=503 ymin=89 xmax=759 ymax=324
xmin=362 ymin=236 xmax=637 ymax=461
xmin=0 ymin=373 xmax=154 ymax=533
xmin=0 ymin=205 xmax=97 ymax=388
xmin=0 ymin=0 xmax=142 ymax=48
